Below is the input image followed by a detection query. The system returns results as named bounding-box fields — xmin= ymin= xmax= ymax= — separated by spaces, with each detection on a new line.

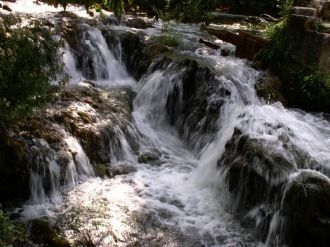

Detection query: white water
xmin=8 ymin=4 xmax=330 ymax=246
xmin=21 ymin=133 xmax=94 ymax=218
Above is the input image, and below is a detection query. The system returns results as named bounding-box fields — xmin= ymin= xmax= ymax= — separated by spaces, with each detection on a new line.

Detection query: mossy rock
xmin=29 ymin=219 xmax=71 ymax=247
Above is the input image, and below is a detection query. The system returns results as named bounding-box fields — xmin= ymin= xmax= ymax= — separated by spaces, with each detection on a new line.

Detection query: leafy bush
xmin=167 ymin=0 xmax=218 ymax=22
xmin=157 ymin=21 xmax=180 ymax=47
xmin=258 ymin=18 xmax=330 ymax=112
xmin=0 ymin=209 xmax=26 ymax=246
xmin=279 ymin=0 xmax=294 ymax=15
xmin=0 ymin=21 xmax=58 ymax=123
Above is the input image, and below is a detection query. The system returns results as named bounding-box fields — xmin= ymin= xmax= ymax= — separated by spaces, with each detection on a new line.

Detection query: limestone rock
xmin=291 ymin=6 xmax=317 ymax=16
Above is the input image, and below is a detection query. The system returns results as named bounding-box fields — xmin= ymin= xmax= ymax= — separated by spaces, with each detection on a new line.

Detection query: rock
xmin=29 ymin=219 xmax=71 ymax=247
xmin=200 ymin=23 xmax=268 ymax=60
xmin=294 ymin=0 xmax=319 ymax=7
xmin=103 ymin=16 xmax=119 ymax=26
xmin=280 ymin=170 xmax=330 ymax=247
xmin=217 ymin=129 xmax=296 ymax=211
xmin=255 ymin=73 xmax=287 ymax=105
xmin=321 ymin=1 xmax=330 ymax=21
xmin=109 ymin=164 xmax=137 ymax=177
xmin=291 ymin=6 xmax=317 ymax=16
xmin=2 ymin=5 xmax=12 ymax=12
xmin=0 ymin=84 xmax=137 ymax=202
xmin=94 ymin=163 xmax=111 ymax=178
xmin=138 ymin=149 xmax=161 ymax=163
xmin=124 ymin=17 xmax=153 ymax=29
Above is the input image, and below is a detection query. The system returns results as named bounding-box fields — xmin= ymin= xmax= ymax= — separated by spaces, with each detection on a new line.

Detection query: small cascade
xmin=103 ymin=124 xmax=138 ymax=163
xmin=64 ymin=136 xmax=94 ymax=187
xmin=133 ymin=68 xmax=189 ymax=156
xmin=60 ymin=40 xmax=83 ymax=82
xmin=28 ymin=139 xmax=61 ymax=205
xmin=78 ymin=27 xmax=134 ymax=87
xmin=21 ymin=134 xmax=95 ymax=218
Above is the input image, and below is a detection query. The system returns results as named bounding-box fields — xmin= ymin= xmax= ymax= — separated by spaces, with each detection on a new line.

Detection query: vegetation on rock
xmin=0 ymin=209 xmax=26 ymax=246
xmin=259 ymin=16 xmax=330 ymax=112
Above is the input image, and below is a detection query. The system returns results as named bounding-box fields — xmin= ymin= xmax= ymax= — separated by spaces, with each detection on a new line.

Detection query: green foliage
xmin=0 ymin=21 xmax=58 ymax=123
xmin=220 ymin=0 xmax=279 ymax=15
xmin=265 ymin=18 xmax=287 ymax=40
xmin=157 ymin=21 xmax=179 ymax=47
xmin=0 ymin=209 xmax=26 ymax=246
xmin=133 ymin=0 xmax=166 ymax=17
xmin=278 ymin=0 xmax=294 ymax=15
xmin=0 ymin=210 xmax=15 ymax=246
xmin=104 ymin=0 xmax=125 ymax=17
xmin=259 ymin=18 xmax=330 ymax=111
xmin=167 ymin=0 xmax=218 ymax=22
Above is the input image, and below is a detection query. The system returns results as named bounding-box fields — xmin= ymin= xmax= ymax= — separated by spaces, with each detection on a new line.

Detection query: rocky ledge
xmin=0 ymin=84 xmax=137 ymax=202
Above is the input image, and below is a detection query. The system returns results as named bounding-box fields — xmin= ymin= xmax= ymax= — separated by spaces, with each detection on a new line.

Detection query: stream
xmin=2 ymin=1 xmax=330 ymax=246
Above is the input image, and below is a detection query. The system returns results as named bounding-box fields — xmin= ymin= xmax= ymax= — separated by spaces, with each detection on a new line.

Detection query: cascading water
xmin=6 ymin=2 xmax=330 ymax=246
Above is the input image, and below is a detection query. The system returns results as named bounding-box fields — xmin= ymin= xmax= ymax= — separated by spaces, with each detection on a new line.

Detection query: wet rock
xmin=255 ymin=73 xmax=287 ymax=105
xmin=109 ymin=164 xmax=137 ymax=177
xmin=119 ymin=31 xmax=146 ymax=76
xmin=93 ymin=163 xmax=110 ymax=178
xmin=135 ymin=43 xmax=170 ymax=79
xmin=29 ymin=219 xmax=71 ymax=247
xmin=103 ymin=16 xmax=119 ymax=26
xmin=158 ymin=56 xmax=229 ymax=150
xmin=217 ymin=129 xmax=296 ymax=211
xmin=138 ymin=149 xmax=161 ymax=164
xmin=281 ymin=170 xmax=330 ymax=247
xmin=2 ymin=5 xmax=12 ymax=12
xmin=216 ymin=127 xmax=329 ymax=244
xmin=0 ymin=85 xmax=137 ymax=202
xmin=123 ymin=17 xmax=153 ymax=29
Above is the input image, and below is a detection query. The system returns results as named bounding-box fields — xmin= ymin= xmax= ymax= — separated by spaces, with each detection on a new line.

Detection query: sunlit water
xmin=5 ymin=2 xmax=330 ymax=246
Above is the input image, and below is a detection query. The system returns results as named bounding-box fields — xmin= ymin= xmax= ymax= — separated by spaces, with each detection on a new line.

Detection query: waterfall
xmin=21 ymin=134 xmax=94 ymax=218
xmin=8 ymin=9 xmax=329 ymax=246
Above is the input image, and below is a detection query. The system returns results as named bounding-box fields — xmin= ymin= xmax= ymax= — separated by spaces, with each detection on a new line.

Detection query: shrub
xmin=258 ymin=18 xmax=330 ymax=112
xmin=0 ymin=209 xmax=26 ymax=246
xmin=0 ymin=21 xmax=58 ymax=123
xmin=157 ymin=21 xmax=180 ymax=47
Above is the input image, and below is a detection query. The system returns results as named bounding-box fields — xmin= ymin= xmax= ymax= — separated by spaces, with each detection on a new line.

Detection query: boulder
xmin=29 ymin=219 xmax=70 ymax=247
xmin=123 ymin=17 xmax=153 ymax=29
xmin=280 ymin=170 xmax=330 ymax=247
xmin=2 ymin=5 xmax=12 ymax=12
xmin=138 ymin=149 xmax=161 ymax=164
xmin=217 ymin=129 xmax=296 ymax=212
xmin=109 ymin=164 xmax=137 ymax=177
